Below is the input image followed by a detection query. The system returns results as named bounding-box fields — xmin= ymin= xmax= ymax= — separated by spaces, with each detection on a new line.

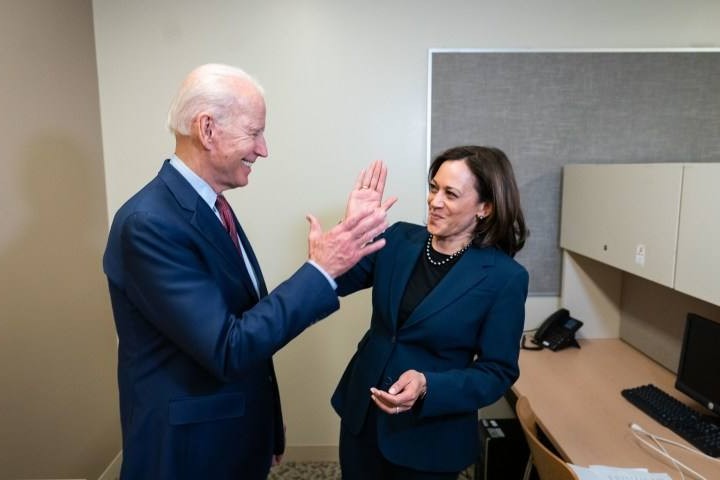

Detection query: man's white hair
xmin=166 ymin=63 xmax=264 ymax=136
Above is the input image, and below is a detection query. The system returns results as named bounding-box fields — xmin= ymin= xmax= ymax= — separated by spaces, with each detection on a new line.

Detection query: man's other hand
xmin=306 ymin=208 xmax=388 ymax=278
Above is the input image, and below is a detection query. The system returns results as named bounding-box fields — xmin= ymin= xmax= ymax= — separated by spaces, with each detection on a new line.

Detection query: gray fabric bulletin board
xmin=429 ymin=50 xmax=720 ymax=295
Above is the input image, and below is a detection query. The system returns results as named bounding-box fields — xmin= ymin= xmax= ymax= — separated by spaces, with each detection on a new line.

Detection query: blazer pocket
xmin=169 ymin=392 xmax=245 ymax=426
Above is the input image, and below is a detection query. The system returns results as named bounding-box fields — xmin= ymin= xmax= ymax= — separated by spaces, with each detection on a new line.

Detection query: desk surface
xmin=512 ymin=338 xmax=719 ymax=479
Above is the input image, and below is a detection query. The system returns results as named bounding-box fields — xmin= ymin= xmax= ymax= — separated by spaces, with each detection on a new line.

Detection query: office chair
xmin=515 ymin=395 xmax=580 ymax=480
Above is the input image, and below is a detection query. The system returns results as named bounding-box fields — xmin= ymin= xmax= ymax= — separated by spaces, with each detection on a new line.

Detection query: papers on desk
xmin=569 ymin=464 xmax=672 ymax=480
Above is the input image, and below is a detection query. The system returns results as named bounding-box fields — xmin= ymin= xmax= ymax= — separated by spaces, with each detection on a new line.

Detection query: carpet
xmin=268 ymin=461 xmax=474 ymax=479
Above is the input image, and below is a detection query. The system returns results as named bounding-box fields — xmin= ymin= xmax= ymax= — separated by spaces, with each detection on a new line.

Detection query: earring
xmin=477 ymin=214 xmax=484 ymax=221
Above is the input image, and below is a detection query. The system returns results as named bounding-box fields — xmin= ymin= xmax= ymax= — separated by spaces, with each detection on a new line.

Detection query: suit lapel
xmin=387 ymin=229 xmax=426 ymax=329
xmin=158 ymin=161 xmax=260 ymax=301
xmin=401 ymin=246 xmax=494 ymax=329
xmin=233 ymin=215 xmax=268 ymax=298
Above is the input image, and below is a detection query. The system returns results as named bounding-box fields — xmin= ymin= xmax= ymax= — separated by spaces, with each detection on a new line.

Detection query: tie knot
xmin=215 ymin=193 xmax=230 ymax=210
xmin=215 ymin=194 xmax=235 ymax=223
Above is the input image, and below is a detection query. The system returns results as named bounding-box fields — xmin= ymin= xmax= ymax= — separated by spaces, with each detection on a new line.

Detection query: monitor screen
xmin=675 ymin=313 xmax=720 ymax=416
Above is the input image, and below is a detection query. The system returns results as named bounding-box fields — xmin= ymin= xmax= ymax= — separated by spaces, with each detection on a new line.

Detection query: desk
xmin=512 ymin=338 xmax=719 ymax=479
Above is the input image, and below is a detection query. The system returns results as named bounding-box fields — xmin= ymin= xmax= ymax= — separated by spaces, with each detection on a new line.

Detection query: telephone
xmin=523 ymin=308 xmax=583 ymax=351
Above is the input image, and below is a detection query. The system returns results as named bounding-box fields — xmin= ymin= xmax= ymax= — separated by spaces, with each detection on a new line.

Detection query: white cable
xmin=631 ymin=428 xmax=694 ymax=479
xmin=631 ymin=423 xmax=686 ymax=480
xmin=629 ymin=422 xmax=715 ymax=480
xmin=629 ymin=423 xmax=720 ymax=463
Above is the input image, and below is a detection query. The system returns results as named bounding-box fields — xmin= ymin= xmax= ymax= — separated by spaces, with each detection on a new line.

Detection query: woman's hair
xmin=166 ymin=63 xmax=264 ymax=136
xmin=428 ymin=145 xmax=528 ymax=257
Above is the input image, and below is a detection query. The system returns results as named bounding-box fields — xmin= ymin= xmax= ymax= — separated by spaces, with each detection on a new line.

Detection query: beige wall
xmin=0 ymin=0 xmax=120 ymax=478
xmin=620 ymin=273 xmax=720 ymax=372
xmin=92 ymin=0 xmax=720 ymax=458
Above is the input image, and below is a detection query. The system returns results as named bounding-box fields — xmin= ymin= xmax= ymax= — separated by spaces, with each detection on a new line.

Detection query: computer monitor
xmin=675 ymin=313 xmax=720 ymax=416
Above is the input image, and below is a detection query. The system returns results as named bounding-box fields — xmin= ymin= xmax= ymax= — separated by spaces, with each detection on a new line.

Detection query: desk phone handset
xmin=525 ymin=308 xmax=583 ymax=351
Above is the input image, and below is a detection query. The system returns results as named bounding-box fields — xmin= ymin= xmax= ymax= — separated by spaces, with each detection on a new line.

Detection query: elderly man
xmin=104 ymin=63 xmax=391 ymax=479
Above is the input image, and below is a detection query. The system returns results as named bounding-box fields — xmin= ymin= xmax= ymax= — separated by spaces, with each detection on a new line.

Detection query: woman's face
xmin=427 ymin=160 xmax=489 ymax=244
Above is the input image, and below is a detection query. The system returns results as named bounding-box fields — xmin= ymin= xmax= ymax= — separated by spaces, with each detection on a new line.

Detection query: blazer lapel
xmin=402 ymin=247 xmax=494 ymax=329
xmin=387 ymin=229 xmax=426 ymax=329
xmin=158 ymin=161 xmax=260 ymax=301
xmin=233 ymin=216 xmax=268 ymax=298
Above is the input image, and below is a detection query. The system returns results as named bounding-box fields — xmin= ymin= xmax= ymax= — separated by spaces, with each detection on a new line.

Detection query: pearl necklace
xmin=425 ymin=235 xmax=471 ymax=266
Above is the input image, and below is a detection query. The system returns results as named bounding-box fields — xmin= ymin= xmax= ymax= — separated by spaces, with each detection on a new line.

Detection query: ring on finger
xmin=395 ymin=406 xmax=399 ymax=414
xmin=361 ymin=185 xmax=369 ymax=189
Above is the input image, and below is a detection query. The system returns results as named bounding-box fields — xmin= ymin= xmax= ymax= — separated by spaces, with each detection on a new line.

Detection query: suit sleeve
xmin=417 ymin=267 xmax=529 ymax=417
xmin=120 ymin=211 xmax=340 ymax=382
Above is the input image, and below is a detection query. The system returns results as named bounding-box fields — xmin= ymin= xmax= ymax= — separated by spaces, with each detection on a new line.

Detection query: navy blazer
xmin=104 ymin=161 xmax=339 ymax=480
xmin=332 ymin=222 xmax=529 ymax=472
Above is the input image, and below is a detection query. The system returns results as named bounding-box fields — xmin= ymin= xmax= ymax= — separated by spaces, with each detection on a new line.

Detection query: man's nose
xmin=255 ymin=135 xmax=268 ymax=157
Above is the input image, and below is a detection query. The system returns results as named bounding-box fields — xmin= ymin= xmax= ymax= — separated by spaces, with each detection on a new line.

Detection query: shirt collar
xmin=169 ymin=154 xmax=218 ymax=211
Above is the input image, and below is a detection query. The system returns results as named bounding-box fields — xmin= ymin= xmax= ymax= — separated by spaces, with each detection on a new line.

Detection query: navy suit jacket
xmin=104 ymin=161 xmax=339 ymax=479
xmin=332 ymin=222 xmax=529 ymax=472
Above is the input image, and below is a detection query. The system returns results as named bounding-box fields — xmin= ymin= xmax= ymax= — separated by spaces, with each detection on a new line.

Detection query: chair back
xmin=515 ymin=395 xmax=580 ymax=480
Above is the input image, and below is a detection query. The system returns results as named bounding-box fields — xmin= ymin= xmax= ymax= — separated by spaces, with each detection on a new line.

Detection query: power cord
xmin=628 ymin=422 xmax=720 ymax=480
xmin=520 ymin=330 xmax=542 ymax=351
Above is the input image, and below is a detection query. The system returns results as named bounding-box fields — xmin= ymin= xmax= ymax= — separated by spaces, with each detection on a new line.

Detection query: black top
xmin=397 ymin=239 xmax=467 ymax=328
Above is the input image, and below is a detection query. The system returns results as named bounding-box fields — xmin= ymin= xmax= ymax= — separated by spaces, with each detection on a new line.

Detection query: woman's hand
xmin=344 ymin=160 xmax=397 ymax=222
xmin=369 ymin=369 xmax=427 ymax=415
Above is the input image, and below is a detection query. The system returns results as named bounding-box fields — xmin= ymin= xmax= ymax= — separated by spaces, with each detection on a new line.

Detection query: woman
xmin=333 ymin=146 xmax=530 ymax=479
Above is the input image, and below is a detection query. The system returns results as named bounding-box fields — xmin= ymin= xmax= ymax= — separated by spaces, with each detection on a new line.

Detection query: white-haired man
xmin=104 ymin=64 xmax=392 ymax=479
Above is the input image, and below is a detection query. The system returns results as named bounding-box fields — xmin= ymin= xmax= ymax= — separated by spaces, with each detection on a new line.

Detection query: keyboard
xmin=621 ymin=384 xmax=720 ymax=457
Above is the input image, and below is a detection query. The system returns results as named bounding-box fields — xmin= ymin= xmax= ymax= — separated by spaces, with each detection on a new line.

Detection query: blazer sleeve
xmin=335 ymin=253 xmax=374 ymax=297
xmin=120 ymin=210 xmax=340 ymax=382
xmin=417 ymin=267 xmax=529 ymax=417
xmin=335 ymin=222 xmax=406 ymax=296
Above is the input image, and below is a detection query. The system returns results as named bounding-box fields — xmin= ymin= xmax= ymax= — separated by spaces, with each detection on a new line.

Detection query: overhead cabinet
xmin=561 ymin=163 xmax=720 ymax=306
xmin=674 ymin=163 xmax=720 ymax=306
xmin=560 ymin=164 xmax=684 ymax=289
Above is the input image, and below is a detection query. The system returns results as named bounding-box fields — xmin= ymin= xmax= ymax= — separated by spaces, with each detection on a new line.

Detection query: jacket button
xmin=391 ymin=335 xmax=396 ymax=343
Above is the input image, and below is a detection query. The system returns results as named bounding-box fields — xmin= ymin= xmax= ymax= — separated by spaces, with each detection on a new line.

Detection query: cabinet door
xmin=675 ymin=164 xmax=720 ymax=305
xmin=560 ymin=164 xmax=683 ymax=287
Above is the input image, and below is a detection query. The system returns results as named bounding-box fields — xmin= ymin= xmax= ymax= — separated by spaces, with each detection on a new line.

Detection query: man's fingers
xmin=342 ymin=210 xmax=387 ymax=246
xmin=358 ymin=238 xmax=386 ymax=257
xmin=306 ymin=214 xmax=322 ymax=239
xmin=352 ymin=209 xmax=388 ymax=235
xmin=342 ymin=207 xmax=375 ymax=230
xmin=357 ymin=224 xmax=387 ymax=248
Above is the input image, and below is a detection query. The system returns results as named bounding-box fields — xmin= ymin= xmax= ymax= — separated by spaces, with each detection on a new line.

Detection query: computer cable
xmin=630 ymin=422 xmax=692 ymax=480
xmin=628 ymin=422 xmax=720 ymax=480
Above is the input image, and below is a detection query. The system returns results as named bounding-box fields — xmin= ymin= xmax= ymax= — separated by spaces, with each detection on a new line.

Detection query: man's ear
xmin=197 ymin=114 xmax=214 ymax=150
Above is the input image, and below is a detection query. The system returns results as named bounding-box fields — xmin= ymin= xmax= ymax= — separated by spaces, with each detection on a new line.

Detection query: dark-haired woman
xmin=333 ymin=146 xmax=530 ymax=479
